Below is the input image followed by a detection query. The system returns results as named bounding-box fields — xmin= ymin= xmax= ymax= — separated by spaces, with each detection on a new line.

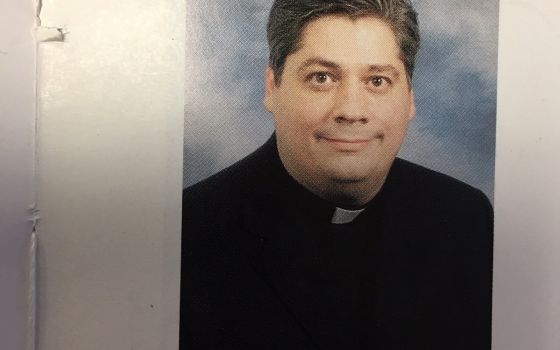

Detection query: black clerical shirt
xmin=181 ymin=135 xmax=493 ymax=350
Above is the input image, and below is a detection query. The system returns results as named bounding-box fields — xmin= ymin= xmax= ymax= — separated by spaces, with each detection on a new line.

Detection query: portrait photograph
xmin=182 ymin=0 xmax=498 ymax=348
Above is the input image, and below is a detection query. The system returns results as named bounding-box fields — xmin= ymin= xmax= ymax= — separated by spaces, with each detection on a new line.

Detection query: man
xmin=181 ymin=0 xmax=493 ymax=349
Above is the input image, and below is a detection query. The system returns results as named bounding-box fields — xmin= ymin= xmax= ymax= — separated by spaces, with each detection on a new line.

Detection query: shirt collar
xmin=331 ymin=207 xmax=366 ymax=224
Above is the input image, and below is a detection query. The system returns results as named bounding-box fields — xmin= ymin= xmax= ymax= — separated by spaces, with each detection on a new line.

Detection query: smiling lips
xmin=319 ymin=136 xmax=378 ymax=151
xmin=322 ymin=137 xmax=370 ymax=144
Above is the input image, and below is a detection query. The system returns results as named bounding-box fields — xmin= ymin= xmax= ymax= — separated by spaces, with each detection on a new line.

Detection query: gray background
xmin=184 ymin=0 xmax=498 ymax=201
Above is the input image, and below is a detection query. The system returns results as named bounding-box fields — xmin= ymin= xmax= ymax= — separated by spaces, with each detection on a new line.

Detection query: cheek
xmin=279 ymin=93 xmax=333 ymax=131
xmin=371 ymin=96 xmax=412 ymax=132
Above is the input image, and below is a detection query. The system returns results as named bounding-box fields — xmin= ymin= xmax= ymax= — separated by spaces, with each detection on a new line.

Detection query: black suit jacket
xmin=180 ymin=136 xmax=493 ymax=349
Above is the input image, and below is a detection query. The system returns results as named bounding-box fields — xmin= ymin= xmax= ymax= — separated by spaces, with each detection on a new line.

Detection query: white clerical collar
xmin=331 ymin=207 xmax=365 ymax=224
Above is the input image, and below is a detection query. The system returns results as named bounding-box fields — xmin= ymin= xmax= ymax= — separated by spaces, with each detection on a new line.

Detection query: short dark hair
xmin=267 ymin=0 xmax=420 ymax=85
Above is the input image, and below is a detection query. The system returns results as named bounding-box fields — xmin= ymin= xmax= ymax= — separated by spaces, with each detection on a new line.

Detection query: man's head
xmin=264 ymin=0 xmax=420 ymax=207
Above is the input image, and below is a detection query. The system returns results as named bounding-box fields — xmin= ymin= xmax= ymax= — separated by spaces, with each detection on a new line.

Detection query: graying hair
xmin=267 ymin=0 xmax=420 ymax=85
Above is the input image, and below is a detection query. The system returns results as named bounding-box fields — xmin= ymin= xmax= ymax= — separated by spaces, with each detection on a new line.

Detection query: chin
xmin=324 ymin=165 xmax=373 ymax=184
xmin=321 ymin=154 xmax=391 ymax=186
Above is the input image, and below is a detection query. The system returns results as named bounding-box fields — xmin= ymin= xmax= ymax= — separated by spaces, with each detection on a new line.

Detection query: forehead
xmin=291 ymin=15 xmax=403 ymax=68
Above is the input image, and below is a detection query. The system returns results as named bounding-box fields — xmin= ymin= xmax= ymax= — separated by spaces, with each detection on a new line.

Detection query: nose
xmin=333 ymin=79 xmax=369 ymax=124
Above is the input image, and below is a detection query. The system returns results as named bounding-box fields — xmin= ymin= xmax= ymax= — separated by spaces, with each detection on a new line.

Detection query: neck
xmin=312 ymin=176 xmax=385 ymax=209
xmin=282 ymin=162 xmax=387 ymax=208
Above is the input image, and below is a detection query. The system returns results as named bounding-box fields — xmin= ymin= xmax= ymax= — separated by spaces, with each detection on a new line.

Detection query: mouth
xmin=318 ymin=136 xmax=376 ymax=152
xmin=321 ymin=137 xmax=371 ymax=144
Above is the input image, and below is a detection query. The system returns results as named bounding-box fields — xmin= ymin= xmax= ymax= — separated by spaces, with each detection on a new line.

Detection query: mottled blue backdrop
xmin=184 ymin=0 xmax=498 ymax=201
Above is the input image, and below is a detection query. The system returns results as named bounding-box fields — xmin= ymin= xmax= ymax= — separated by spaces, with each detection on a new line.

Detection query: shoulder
xmin=182 ymin=140 xmax=273 ymax=215
xmin=387 ymin=158 xmax=493 ymax=224
xmin=181 ymin=146 xmax=265 ymax=261
xmin=390 ymin=158 xmax=490 ymax=203
xmin=385 ymin=159 xmax=493 ymax=264
xmin=183 ymin=160 xmax=247 ymax=204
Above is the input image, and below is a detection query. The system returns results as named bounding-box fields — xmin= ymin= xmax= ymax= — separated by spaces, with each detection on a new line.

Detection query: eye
xmin=308 ymin=72 xmax=335 ymax=85
xmin=368 ymin=76 xmax=391 ymax=89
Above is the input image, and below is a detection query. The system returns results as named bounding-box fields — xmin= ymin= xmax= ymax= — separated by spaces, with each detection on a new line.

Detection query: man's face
xmin=264 ymin=15 xmax=415 ymax=199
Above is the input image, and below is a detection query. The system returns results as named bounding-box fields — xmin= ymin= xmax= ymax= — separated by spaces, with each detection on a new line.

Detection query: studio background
xmin=184 ymin=0 xmax=498 ymax=201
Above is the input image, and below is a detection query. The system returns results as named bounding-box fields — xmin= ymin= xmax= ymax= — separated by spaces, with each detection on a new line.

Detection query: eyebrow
xmin=297 ymin=58 xmax=341 ymax=73
xmin=368 ymin=64 xmax=400 ymax=78
xmin=297 ymin=57 xmax=401 ymax=78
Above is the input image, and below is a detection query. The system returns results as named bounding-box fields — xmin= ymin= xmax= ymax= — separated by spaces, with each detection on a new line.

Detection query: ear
xmin=263 ymin=66 xmax=277 ymax=113
xmin=408 ymin=89 xmax=416 ymax=121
